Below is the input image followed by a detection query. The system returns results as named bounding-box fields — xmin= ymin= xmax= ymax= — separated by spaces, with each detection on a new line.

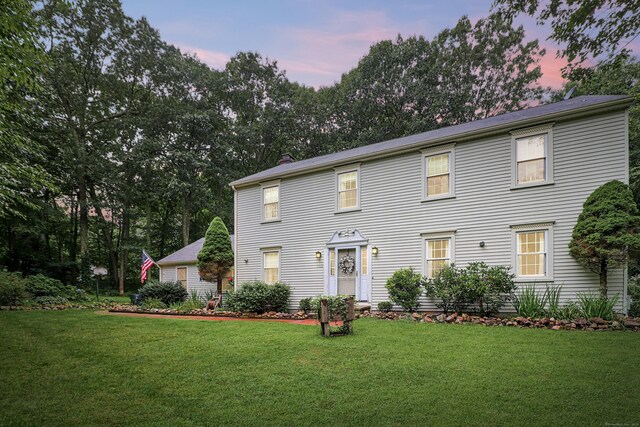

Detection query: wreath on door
xmin=339 ymin=255 xmax=356 ymax=275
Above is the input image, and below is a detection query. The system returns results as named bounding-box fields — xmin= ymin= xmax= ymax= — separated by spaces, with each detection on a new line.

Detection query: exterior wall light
xmin=315 ymin=251 xmax=322 ymax=259
xmin=479 ymin=241 xmax=485 ymax=248
xmin=372 ymin=247 xmax=379 ymax=255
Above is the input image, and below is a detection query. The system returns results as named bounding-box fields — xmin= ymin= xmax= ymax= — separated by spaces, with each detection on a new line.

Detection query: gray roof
xmin=231 ymin=95 xmax=633 ymax=188
xmin=156 ymin=235 xmax=235 ymax=266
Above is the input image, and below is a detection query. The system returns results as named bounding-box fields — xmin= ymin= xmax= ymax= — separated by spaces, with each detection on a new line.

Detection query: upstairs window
xmin=422 ymin=144 xmax=455 ymax=201
xmin=511 ymin=124 xmax=554 ymax=188
xmin=516 ymin=135 xmax=546 ymax=184
xmin=261 ymin=181 xmax=280 ymax=222
xmin=335 ymin=164 xmax=361 ymax=212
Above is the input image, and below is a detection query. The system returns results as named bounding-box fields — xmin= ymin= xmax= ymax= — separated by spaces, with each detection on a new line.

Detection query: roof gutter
xmin=230 ymin=96 xmax=634 ymax=188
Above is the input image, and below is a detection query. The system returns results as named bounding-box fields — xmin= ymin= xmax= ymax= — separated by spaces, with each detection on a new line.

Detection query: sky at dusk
xmin=121 ymin=0 xmax=571 ymax=90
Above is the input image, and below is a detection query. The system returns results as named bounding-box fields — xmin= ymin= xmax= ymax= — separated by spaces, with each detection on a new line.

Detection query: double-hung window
xmin=176 ymin=267 xmax=188 ymax=288
xmin=422 ymin=144 xmax=455 ymax=200
xmin=335 ymin=164 xmax=361 ymax=212
xmin=422 ymin=231 xmax=455 ymax=278
xmin=512 ymin=223 xmax=554 ymax=280
xmin=511 ymin=124 xmax=554 ymax=188
xmin=261 ymin=181 xmax=280 ymax=222
xmin=263 ymin=250 xmax=280 ymax=284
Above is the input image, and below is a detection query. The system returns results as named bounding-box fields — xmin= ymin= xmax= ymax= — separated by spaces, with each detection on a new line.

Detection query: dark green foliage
xmin=310 ymin=295 xmax=351 ymax=322
xmin=626 ymin=276 xmax=640 ymax=317
xmin=298 ymin=297 xmax=312 ymax=313
xmin=385 ymin=268 xmax=425 ymax=312
xmin=25 ymin=274 xmax=77 ymax=300
xmin=577 ymin=293 xmax=619 ymax=321
xmin=513 ymin=284 xmax=563 ymax=318
xmin=197 ymin=217 xmax=234 ymax=293
xmin=224 ymin=281 xmax=290 ymax=313
xmin=138 ymin=281 xmax=188 ymax=306
xmin=569 ymin=180 xmax=640 ymax=297
xmin=424 ymin=265 xmax=468 ymax=314
xmin=377 ymin=301 xmax=393 ymax=313
xmin=425 ymin=263 xmax=515 ymax=315
xmin=140 ymin=298 xmax=168 ymax=309
xmin=33 ymin=296 xmax=69 ymax=306
xmin=0 ymin=272 xmax=27 ymax=306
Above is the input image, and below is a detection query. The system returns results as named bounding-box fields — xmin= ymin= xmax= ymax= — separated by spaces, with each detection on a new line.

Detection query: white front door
xmin=327 ymin=245 xmax=370 ymax=301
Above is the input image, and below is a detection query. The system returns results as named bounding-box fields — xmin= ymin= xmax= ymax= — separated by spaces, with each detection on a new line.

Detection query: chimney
xmin=278 ymin=153 xmax=294 ymax=165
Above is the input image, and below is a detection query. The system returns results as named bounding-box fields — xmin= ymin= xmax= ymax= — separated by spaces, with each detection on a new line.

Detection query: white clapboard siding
xmin=159 ymin=264 xmax=217 ymax=298
xmin=235 ymin=110 xmax=628 ymax=311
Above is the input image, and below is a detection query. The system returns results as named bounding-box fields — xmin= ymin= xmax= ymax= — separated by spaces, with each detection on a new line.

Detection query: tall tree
xmin=492 ymin=0 xmax=640 ymax=77
xmin=569 ymin=180 xmax=640 ymax=298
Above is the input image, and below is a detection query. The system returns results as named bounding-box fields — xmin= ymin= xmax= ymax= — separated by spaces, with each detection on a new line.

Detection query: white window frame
xmin=334 ymin=163 xmax=361 ymax=213
xmin=421 ymin=230 xmax=456 ymax=278
xmin=260 ymin=180 xmax=281 ymax=223
xmin=421 ymin=143 xmax=455 ymax=202
xmin=176 ymin=266 xmax=188 ymax=289
xmin=511 ymin=222 xmax=554 ymax=281
xmin=510 ymin=124 xmax=554 ymax=189
xmin=261 ymin=247 xmax=281 ymax=284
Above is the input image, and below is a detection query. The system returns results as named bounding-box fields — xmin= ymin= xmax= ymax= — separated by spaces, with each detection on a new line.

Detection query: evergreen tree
xmin=197 ymin=217 xmax=233 ymax=294
xmin=569 ymin=180 xmax=640 ymax=297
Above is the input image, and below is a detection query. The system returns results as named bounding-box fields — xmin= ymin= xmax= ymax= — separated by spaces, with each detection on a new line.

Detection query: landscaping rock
xmin=590 ymin=317 xmax=606 ymax=325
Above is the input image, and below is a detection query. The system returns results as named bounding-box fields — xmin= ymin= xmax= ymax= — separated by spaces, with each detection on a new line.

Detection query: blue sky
xmin=121 ymin=0 xmax=567 ymax=89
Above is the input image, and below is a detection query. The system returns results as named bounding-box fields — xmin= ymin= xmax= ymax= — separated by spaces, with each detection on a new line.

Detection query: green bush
xmin=224 ymin=281 xmax=290 ymax=313
xmin=139 ymin=281 xmax=188 ymax=306
xmin=141 ymin=298 xmax=168 ymax=309
xmin=377 ymin=301 xmax=393 ymax=313
xmin=33 ymin=296 xmax=69 ymax=305
xmin=299 ymin=297 xmax=312 ymax=313
xmin=577 ymin=292 xmax=619 ymax=320
xmin=628 ymin=276 xmax=640 ymax=317
xmin=0 ymin=272 xmax=27 ymax=306
xmin=424 ymin=265 xmax=467 ymax=314
xmin=425 ymin=263 xmax=515 ymax=315
xmin=310 ymin=295 xmax=351 ymax=321
xmin=25 ymin=274 xmax=78 ymax=300
xmin=385 ymin=268 xmax=425 ymax=312
xmin=170 ymin=299 xmax=205 ymax=312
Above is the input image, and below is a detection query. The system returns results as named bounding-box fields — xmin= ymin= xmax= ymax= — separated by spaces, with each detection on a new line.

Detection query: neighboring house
xmin=230 ymin=96 xmax=633 ymax=312
xmin=156 ymin=236 xmax=235 ymax=296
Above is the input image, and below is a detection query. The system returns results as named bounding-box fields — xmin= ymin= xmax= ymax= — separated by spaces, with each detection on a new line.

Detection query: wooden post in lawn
xmin=320 ymin=299 xmax=330 ymax=337
xmin=345 ymin=296 xmax=355 ymax=334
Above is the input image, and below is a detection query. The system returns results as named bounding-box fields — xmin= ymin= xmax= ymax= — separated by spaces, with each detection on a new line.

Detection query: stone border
xmin=1 ymin=303 xmax=121 ymax=311
xmin=109 ymin=306 xmax=313 ymax=320
xmin=361 ymin=311 xmax=640 ymax=331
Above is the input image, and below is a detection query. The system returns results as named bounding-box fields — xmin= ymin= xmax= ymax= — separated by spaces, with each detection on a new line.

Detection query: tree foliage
xmin=569 ymin=180 xmax=640 ymax=297
xmin=493 ymin=0 xmax=640 ymax=77
xmin=197 ymin=217 xmax=233 ymax=293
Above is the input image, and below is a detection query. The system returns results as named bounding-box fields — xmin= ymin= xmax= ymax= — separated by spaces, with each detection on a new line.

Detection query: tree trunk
xmin=599 ymin=260 xmax=608 ymax=299
xmin=216 ymin=270 xmax=223 ymax=294
xmin=118 ymin=208 xmax=130 ymax=296
xmin=78 ymin=175 xmax=89 ymax=257
xmin=146 ymin=201 xmax=152 ymax=248
xmin=182 ymin=200 xmax=190 ymax=247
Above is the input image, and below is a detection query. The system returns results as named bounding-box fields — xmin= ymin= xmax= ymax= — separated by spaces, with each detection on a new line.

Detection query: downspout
xmin=623 ymin=109 xmax=630 ymax=313
xmin=233 ymin=185 xmax=238 ymax=291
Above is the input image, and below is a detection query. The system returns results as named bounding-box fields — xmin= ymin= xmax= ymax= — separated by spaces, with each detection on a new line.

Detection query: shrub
xmin=138 ymin=281 xmax=188 ymax=306
xmin=141 ymin=298 xmax=167 ymax=309
xmin=310 ymin=295 xmax=351 ymax=321
xmin=0 ymin=272 xmax=27 ymax=306
xmin=25 ymin=274 xmax=77 ymax=300
xmin=461 ymin=262 xmax=515 ymax=315
xmin=628 ymin=276 xmax=640 ymax=317
xmin=299 ymin=297 xmax=313 ymax=313
xmin=377 ymin=301 xmax=393 ymax=313
xmin=385 ymin=268 xmax=425 ymax=312
xmin=224 ymin=281 xmax=290 ymax=313
xmin=559 ymin=301 xmax=581 ymax=320
xmin=424 ymin=265 xmax=467 ymax=314
xmin=33 ymin=296 xmax=69 ymax=305
xmin=577 ymin=292 xmax=619 ymax=320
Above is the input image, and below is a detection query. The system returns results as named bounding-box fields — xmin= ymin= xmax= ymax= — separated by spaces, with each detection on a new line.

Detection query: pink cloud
xmin=176 ymin=44 xmax=230 ymax=70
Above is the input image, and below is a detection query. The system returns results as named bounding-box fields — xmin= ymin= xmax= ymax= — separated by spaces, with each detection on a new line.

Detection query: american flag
xmin=141 ymin=250 xmax=156 ymax=283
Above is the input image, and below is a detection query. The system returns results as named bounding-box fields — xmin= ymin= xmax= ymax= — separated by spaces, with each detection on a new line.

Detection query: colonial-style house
xmin=157 ymin=236 xmax=235 ymax=296
xmin=230 ymin=96 xmax=633 ymax=311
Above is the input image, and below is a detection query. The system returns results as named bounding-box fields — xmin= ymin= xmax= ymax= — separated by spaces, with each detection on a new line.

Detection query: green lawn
xmin=0 ymin=311 xmax=638 ymax=426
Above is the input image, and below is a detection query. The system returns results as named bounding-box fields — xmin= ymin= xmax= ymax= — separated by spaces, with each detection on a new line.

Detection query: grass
xmin=0 ymin=311 xmax=639 ymax=426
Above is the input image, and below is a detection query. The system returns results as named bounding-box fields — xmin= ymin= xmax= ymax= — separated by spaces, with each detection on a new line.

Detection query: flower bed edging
xmin=109 ymin=306 xmax=312 ymax=320
xmin=359 ymin=310 xmax=640 ymax=332
xmin=1 ymin=302 xmax=123 ymax=311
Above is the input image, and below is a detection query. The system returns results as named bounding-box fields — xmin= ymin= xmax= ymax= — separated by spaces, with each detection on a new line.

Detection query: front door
xmin=337 ymin=248 xmax=357 ymax=296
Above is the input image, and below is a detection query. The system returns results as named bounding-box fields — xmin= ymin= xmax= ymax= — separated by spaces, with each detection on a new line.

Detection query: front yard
xmin=1 ymin=310 xmax=638 ymax=426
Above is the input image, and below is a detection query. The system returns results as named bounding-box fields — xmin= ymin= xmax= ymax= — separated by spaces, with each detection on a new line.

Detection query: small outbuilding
xmin=156 ymin=236 xmax=235 ymax=296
